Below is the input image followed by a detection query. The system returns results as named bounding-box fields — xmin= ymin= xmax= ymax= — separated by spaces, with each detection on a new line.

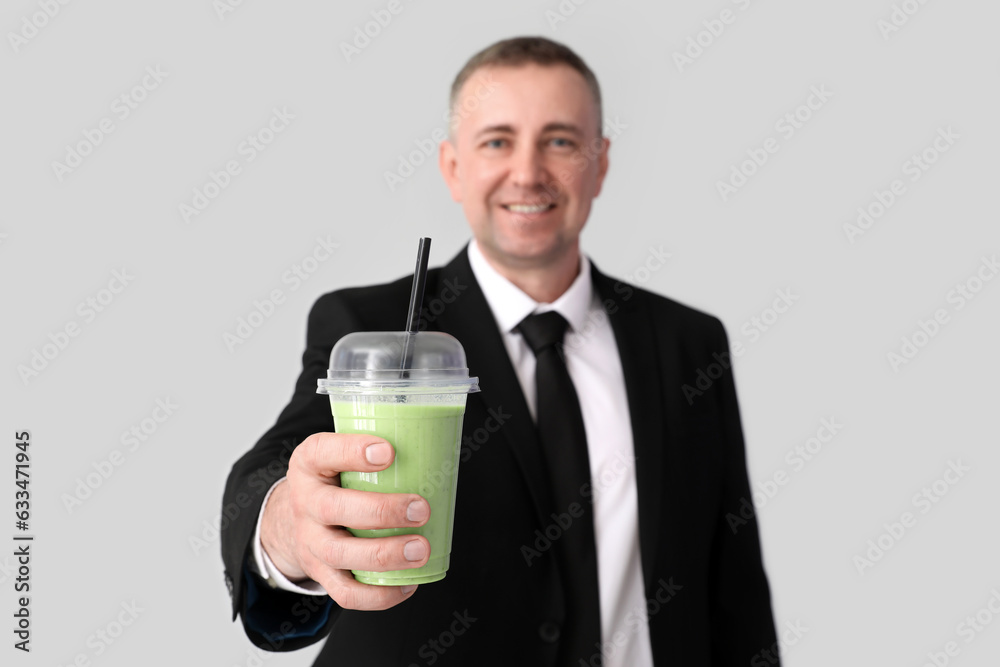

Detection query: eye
xmin=549 ymin=137 xmax=576 ymax=149
xmin=483 ymin=138 xmax=507 ymax=149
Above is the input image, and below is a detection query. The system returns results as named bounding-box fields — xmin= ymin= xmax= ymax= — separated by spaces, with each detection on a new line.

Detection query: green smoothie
xmin=332 ymin=399 xmax=466 ymax=585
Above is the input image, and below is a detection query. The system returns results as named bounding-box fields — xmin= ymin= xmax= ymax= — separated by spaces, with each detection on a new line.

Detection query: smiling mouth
xmin=501 ymin=203 xmax=556 ymax=214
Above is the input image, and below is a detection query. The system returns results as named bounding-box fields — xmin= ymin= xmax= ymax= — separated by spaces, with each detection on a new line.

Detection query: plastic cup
xmin=317 ymin=331 xmax=479 ymax=585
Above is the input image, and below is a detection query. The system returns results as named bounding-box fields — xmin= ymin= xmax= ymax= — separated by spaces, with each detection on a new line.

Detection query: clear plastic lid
xmin=316 ymin=331 xmax=480 ymax=395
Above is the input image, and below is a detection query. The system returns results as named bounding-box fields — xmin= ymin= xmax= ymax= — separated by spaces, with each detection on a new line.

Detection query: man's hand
xmin=260 ymin=432 xmax=431 ymax=610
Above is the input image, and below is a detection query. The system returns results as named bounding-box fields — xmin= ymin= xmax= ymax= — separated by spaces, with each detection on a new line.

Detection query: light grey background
xmin=2 ymin=0 xmax=998 ymax=665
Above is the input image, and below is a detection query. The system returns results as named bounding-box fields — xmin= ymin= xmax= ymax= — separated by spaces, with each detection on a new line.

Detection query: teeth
xmin=506 ymin=204 xmax=551 ymax=214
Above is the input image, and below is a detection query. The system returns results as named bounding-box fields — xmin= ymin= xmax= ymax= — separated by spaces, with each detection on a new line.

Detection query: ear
xmin=439 ymin=138 xmax=463 ymax=203
xmin=592 ymin=137 xmax=611 ymax=198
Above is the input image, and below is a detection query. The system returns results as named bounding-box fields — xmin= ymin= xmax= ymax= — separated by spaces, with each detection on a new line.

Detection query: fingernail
xmin=400 ymin=585 xmax=417 ymax=595
xmin=406 ymin=500 xmax=429 ymax=523
xmin=365 ymin=442 xmax=391 ymax=465
xmin=403 ymin=540 xmax=426 ymax=562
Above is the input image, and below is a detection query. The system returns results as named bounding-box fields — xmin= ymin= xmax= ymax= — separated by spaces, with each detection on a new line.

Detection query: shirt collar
xmin=467 ymin=239 xmax=593 ymax=335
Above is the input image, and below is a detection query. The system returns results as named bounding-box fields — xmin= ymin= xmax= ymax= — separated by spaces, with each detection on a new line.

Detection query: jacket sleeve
xmin=706 ymin=318 xmax=781 ymax=666
xmin=220 ymin=291 xmax=359 ymax=651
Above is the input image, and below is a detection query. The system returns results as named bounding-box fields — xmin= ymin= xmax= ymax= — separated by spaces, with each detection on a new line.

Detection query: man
xmin=222 ymin=36 xmax=780 ymax=666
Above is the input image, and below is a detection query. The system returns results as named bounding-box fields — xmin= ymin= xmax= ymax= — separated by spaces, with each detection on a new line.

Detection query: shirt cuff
xmin=253 ymin=477 xmax=328 ymax=596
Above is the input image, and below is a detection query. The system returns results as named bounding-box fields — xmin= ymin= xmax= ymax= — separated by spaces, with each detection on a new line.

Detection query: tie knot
xmin=517 ymin=311 xmax=570 ymax=356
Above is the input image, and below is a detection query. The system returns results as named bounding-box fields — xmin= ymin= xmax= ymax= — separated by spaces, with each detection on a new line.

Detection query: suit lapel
xmin=431 ymin=248 xmax=555 ymax=528
xmin=592 ymin=263 xmax=665 ymax=590
xmin=429 ymin=247 xmax=668 ymax=585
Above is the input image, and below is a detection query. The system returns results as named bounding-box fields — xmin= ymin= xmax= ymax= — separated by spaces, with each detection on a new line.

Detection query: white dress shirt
xmin=254 ymin=240 xmax=653 ymax=667
xmin=467 ymin=241 xmax=653 ymax=667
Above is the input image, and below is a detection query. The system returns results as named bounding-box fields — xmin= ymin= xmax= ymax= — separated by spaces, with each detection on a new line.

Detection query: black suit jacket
xmin=221 ymin=247 xmax=780 ymax=666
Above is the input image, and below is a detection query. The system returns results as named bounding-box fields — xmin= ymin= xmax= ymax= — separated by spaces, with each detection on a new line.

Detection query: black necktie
xmin=518 ymin=311 xmax=602 ymax=666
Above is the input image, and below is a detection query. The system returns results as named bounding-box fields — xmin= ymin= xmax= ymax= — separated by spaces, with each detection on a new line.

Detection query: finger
xmin=312 ymin=567 xmax=420 ymax=612
xmin=292 ymin=432 xmax=396 ymax=479
xmin=296 ymin=525 xmax=421 ymax=611
xmin=310 ymin=531 xmax=431 ymax=573
xmin=304 ymin=485 xmax=431 ymax=530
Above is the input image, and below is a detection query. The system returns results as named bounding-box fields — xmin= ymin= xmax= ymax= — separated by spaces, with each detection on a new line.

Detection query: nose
xmin=509 ymin=143 xmax=546 ymax=188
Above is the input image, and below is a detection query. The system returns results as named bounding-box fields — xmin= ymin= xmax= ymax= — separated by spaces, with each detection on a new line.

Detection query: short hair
xmin=448 ymin=36 xmax=603 ymax=135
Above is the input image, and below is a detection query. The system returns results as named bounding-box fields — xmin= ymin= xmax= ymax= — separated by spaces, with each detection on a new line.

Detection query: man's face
xmin=439 ymin=64 xmax=609 ymax=271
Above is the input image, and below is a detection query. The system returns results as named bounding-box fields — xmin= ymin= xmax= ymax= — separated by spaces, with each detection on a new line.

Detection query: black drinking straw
xmin=400 ymin=237 xmax=431 ymax=375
